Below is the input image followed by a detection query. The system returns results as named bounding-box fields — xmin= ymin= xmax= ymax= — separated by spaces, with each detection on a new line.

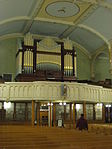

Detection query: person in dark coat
xmin=76 ymin=114 xmax=88 ymax=130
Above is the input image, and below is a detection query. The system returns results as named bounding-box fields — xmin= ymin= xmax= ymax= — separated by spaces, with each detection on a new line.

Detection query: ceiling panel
xmin=30 ymin=21 xmax=69 ymax=36
xmin=82 ymin=7 xmax=112 ymax=39
xmin=0 ymin=21 xmax=25 ymax=36
xmin=69 ymin=27 xmax=105 ymax=53
xmin=106 ymin=0 xmax=112 ymax=3
xmin=36 ymin=0 xmax=90 ymax=23
xmin=0 ymin=0 xmax=36 ymax=21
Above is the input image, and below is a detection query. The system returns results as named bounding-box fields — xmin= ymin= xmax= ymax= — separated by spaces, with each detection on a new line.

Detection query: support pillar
xmin=50 ymin=103 xmax=52 ymax=127
xmin=25 ymin=102 xmax=28 ymax=121
xmin=32 ymin=100 xmax=35 ymax=126
xmin=93 ymin=103 xmax=96 ymax=121
xmin=83 ymin=101 xmax=86 ymax=119
xmin=70 ymin=103 xmax=72 ymax=121
xmin=69 ymin=103 xmax=72 ymax=128
xmin=13 ymin=102 xmax=16 ymax=120
xmin=73 ymin=103 xmax=76 ymax=128
xmin=64 ymin=104 xmax=66 ymax=121
xmin=2 ymin=102 xmax=5 ymax=120
xmin=102 ymin=104 xmax=105 ymax=122
xmin=37 ymin=102 xmax=40 ymax=126
xmin=53 ymin=103 xmax=56 ymax=127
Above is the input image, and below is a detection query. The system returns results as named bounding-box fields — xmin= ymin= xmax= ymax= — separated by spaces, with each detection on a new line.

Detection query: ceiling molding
xmin=23 ymin=0 xmax=45 ymax=34
xmin=0 ymin=16 xmax=30 ymax=26
xmin=0 ymin=33 xmax=23 ymax=41
xmin=59 ymin=4 xmax=96 ymax=38
xmin=75 ymin=0 xmax=112 ymax=10
xmin=35 ymin=17 xmax=74 ymax=26
xmin=78 ymin=24 xmax=111 ymax=50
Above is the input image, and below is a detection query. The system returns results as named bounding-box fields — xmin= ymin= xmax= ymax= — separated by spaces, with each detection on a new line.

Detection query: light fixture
xmin=59 ymin=102 xmax=62 ymax=106
xmin=76 ymin=104 xmax=81 ymax=110
xmin=97 ymin=103 xmax=102 ymax=106
xmin=97 ymin=103 xmax=100 ymax=106
xmin=63 ymin=102 xmax=66 ymax=106
xmin=51 ymin=103 xmax=53 ymax=106
xmin=99 ymin=103 xmax=103 ymax=106
xmin=47 ymin=103 xmax=53 ymax=106
xmin=4 ymin=102 xmax=11 ymax=109
xmin=47 ymin=103 xmax=50 ymax=106
xmin=106 ymin=104 xmax=111 ymax=108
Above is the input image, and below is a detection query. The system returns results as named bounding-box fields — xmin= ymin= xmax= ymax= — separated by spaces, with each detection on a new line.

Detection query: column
xmin=73 ymin=102 xmax=76 ymax=128
xmin=70 ymin=103 xmax=72 ymax=121
xmin=93 ymin=103 xmax=96 ymax=121
xmin=64 ymin=104 xmax=66 ymax=121
xmin=13 ymin=102 xmax=16 ymax=120
xmin=83 ymin=101 xmax=86 ymax=119
xmin=53 ymin=103 xmax=56 ymax=127
xmin=37 ymin=102 xmax=40 ymax=126
xmin=102 ymin=104 xmax=105 ymax=122
xmin=69 ymin=103 xmax=72 ymax=128
xmin=2 ymin=102 xmax=5 ymax=120
xmin=25 ymin=102 xmax=28 ymax=121
xmin=32 ymin=100 xmax=35 ymax=126
xmin=50 ymin=103 xmax=52 ymax=127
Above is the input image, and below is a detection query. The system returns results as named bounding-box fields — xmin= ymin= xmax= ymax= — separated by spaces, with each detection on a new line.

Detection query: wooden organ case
xmin=16 ymin=34 xmax=76 ymax=82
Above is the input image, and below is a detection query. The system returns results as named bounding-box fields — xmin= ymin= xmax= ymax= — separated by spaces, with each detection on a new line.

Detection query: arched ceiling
xmin=0 ymin=0 xmax=112 ymax=55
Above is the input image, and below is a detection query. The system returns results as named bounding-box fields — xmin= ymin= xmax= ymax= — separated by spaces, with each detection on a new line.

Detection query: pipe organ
xmin=16 ymin=34 xmax=76 ymax=82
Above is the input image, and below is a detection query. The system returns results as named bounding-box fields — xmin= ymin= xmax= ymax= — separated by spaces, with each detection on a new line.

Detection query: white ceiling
xmin=30 ymin=21 xmax=69 ymax=36
xmin=82 ymin=6 xmax=112 ymax=39
xmin=0 ymin=0 xmax=36 ymax=21
xmin=0 ymin=0 xmax=112 ymax=55
xmin=69 ymin=27 xmax=105 ymax=53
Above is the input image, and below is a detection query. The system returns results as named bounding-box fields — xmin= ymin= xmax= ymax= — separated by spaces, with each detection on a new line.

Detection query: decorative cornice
xmin=23 ymin=0 xmax=45 ymax=34
xmin=0 ymin=33 xmax=23 ymax=41
xmin=34 ymin=17 xmax=74 ymax=26
xmin=0 ymin=16 xmax=30 ymax=26
xmin=78 ymin=0 xmax=112 ymax=10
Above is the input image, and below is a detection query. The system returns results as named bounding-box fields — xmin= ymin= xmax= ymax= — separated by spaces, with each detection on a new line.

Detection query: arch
xmin=0 ymin=16 xmax=30 ymax=26
xmin=0 ymin=33 xmax=23 ymax=41
xmin=91 ymin=49 xmax=109 ymax=78
xmin=91 ymin=50 xmax=110 ymax=80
